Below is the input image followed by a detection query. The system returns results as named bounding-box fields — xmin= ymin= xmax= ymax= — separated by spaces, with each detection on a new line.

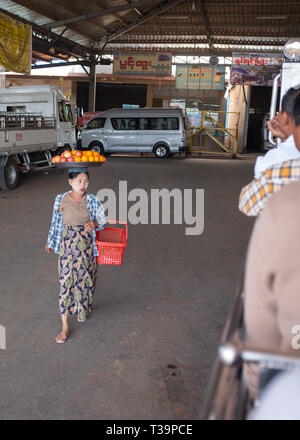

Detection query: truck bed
xmin=0 ymin=114 xmax=57 ymax=155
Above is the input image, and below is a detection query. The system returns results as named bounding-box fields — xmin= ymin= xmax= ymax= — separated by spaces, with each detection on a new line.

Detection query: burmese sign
xmin=175 ymin=64 xmax=225 ymax=90
xmin=113 ymin=52 xmax=172 ymax=76
xmin=231 ymin=53 xmax=284 ymax=86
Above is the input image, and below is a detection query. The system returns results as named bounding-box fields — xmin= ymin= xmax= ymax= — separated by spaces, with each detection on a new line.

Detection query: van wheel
xmin=154 ymin=144 xmax=169 ymax=159
xmin=90 ymin=142 xmax=104 ymax=155
xmin=0 ymin=157 xmax=19 ymax=190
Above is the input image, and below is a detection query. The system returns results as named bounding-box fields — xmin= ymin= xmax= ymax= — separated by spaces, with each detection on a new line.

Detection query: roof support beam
xmin=159 ymin=13 xmax=300 ymax=18
xmin=0 ymin=7 xmax=114 ymax=59
xmin=205 ymin=1 xmax=300 ymax=5
xmin=133 ymin=23 xmax=300 ymax=30
xmin=95 ymin=0 xmax=184 ymax=43
xmin=44 ymin=0 xmax=163 ymax=29
xmin=88 ymin=57 xmax=97 ymax=112
xmin=198 ymin=0 xmax=213 ymax=53
xmin=31 ymin=60 xmax=89 ymax=69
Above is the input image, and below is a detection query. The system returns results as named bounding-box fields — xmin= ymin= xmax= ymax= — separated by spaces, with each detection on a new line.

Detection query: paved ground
xmin=0 ymin=154 xmax=256 ymax=420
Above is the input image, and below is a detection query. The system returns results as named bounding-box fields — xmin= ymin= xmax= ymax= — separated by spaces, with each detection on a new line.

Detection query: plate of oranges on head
xmin=52 ymin=149 xmax=106 ymax=168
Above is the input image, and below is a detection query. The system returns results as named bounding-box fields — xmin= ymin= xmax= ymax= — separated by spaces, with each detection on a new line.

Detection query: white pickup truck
xmin=0 ymin=85 xmax=76 ymax=190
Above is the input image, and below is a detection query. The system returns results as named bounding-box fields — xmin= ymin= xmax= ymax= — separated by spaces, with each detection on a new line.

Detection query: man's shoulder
xmin=265 ymin=157 xmax=300 ymax=174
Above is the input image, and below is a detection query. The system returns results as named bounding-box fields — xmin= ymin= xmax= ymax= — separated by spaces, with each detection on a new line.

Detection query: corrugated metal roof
xmin=1 ymin=0 xmax=300 ymax=61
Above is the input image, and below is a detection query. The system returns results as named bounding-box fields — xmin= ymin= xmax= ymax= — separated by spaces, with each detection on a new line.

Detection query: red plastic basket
xmin=96 ymin=220 xmax=128 ymax=265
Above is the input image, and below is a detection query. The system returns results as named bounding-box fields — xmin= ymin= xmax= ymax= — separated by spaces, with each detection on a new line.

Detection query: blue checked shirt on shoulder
xmin=47 ymin=191 xmax=106 ymax=256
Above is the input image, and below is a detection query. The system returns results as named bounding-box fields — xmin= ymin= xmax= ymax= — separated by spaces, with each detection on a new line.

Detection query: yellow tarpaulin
xmin=0 ymin=12 xmax=31 ymax=75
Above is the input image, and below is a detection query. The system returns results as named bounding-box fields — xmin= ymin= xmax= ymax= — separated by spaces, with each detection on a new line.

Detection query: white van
xmin=79 ymin=108 xmax=190 ymax=158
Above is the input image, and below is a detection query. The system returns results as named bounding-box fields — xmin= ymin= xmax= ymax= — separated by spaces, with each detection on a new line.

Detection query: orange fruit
xmin=74 ymin=157 xmax=81 ymax=162
xmin=94 ymin=156 xmax=100 ymax=162
xmin=71 ymin=150 xmax=77 ymax=156
xmin=88 ymin=156 xmax=94 ymax=162
xmin=52 ymin=156 xmax=60 ymax=163
xmin=86 ymin=151 xmax=93 ymax=156
xmin=81 ymin=155 xmax=88 ymax=162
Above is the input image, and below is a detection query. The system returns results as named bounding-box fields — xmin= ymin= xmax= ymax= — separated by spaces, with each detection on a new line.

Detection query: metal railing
xmin=201 ymin=269 xmax=300 ymax=420
xmin=0 ymin=113 xmax=55 ymax=130
xmin=188 ymin=111 xmax=240 ymax=158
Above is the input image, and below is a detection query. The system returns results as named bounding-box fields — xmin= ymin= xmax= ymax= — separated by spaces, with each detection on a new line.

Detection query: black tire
xmin=89 ymin=141 xmax=104 ymax=155
xmin=0 ymin=157 xmax=19 ymax=190
xmin=154 ymin=144 xmax=169 ymax=159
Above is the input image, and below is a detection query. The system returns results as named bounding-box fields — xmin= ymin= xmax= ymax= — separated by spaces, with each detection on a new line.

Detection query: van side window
xmin=86 ymin=118 xmax=106 ymax=129
xmin=139 ymin=118 xmax=150 ymax=130
xmin=111 ymin=118 xmax=137 ymax=130
xmin=148 ymin=117 xmax=179 ymax=130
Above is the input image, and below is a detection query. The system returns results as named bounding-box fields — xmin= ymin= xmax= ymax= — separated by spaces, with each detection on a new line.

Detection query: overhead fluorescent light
xmin=160 ymin=15 xmax=189 ymax=19
xmin=256 ymin=15 xmax=287 ymax=19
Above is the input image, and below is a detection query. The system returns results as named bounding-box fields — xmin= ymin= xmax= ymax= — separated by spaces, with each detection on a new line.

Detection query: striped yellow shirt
xmin=239 ymin=159 xmax=300 ymax=216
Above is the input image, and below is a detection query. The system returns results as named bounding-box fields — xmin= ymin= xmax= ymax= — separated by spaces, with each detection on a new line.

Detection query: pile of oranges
xmin=52 ymin=149 xmax=106 ymax=164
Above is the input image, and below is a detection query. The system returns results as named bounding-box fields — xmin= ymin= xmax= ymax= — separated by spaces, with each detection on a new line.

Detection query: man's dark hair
xmin=281 ymin=86 xmax=300 ymax=119
xmin=69 ymin=171 xmax=89 ymax=180
xmin=293 ymin=93 xmax=300 ymax=127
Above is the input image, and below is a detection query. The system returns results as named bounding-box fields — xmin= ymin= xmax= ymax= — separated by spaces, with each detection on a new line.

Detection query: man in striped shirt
xmin=239 ymin=93 xmax=300 ymax=217
xmin=254 ymin=87 xmax=300 ymax=179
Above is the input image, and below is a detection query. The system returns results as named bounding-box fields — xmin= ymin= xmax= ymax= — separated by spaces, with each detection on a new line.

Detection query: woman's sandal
xmin=77 ymin=314 xmax=87 ymax=322
xmin=55 ymin=331 xmax=70 ymax=343
xmin=77 ymin=317 xmax=86 ymax=322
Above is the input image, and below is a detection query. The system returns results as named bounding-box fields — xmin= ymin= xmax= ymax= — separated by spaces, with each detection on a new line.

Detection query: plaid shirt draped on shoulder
xmin=239 ymin=159 xmax=300 ymax=216
xmin=46 ymin=191 xmax=106 ymax=255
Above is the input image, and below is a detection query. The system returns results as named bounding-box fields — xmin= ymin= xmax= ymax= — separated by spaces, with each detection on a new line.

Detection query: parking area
xmin=0 ymin=155 xmax=255 ymax=420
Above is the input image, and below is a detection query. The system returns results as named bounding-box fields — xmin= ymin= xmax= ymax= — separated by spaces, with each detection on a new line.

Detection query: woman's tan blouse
xmin=60 ymin=193 xmax=91 ymax=226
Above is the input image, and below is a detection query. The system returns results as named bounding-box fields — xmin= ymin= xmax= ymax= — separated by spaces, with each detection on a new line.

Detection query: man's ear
xmin=281 ymin=111 xmax=290 ymax=127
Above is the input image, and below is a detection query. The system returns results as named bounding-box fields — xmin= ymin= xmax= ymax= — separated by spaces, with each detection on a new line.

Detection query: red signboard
xmin=77 ymin=111 xmax=102 ymax=126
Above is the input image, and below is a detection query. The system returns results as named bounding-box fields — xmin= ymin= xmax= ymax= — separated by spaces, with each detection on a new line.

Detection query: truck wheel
xmin=0 ymin=157 xmax=19 ymax=190
xmin=90 ymin=142 xmax=104 ymax=155
xmin=154 ymin=144 xmax=169 ymax=159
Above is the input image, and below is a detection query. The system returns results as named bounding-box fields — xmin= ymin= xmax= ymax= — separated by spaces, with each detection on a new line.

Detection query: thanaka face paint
xmin=69 ymin=173 xmax=89 ymax=194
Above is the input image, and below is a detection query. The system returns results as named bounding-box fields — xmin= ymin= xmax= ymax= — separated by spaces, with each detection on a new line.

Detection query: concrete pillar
xmin=88 ymin=60 xmax=96 ymax=112
xmin=0 ymin=74 xmax=6 ymax=88
xmin=146 ymin=84 xmax=153 ymax=108
xmin=228 ymin=85 xmax=251 ymax=153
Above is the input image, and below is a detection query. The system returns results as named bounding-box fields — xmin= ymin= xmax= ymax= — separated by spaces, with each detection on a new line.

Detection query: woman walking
xmin=45 ymin=168 xmax=106 ymax=343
